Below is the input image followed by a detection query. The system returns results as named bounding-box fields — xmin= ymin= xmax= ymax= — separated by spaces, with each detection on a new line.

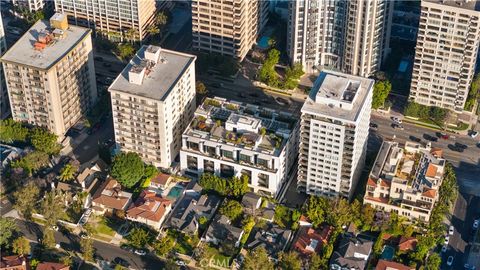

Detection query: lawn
xmin=168 ymin=230 xmax=198 ymax=255
xmin=203 ymin=244 xmax=231 ymax=268
xmin=93 ymin=216 xmax=120 ymax=237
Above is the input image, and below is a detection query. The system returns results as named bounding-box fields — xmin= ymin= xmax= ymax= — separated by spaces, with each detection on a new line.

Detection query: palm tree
xmin=59 ymin=164 xmax=76 ymax=182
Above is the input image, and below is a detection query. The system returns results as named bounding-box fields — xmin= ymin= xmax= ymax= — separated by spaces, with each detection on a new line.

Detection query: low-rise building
xmin=149 ymin=173 xmax=172 ymax=190
xmin=398 ymin=236 xmax=418 ymax=252
xmin=203 ymin=214 xmax=244 ymax=248
xmin=241 ymin=192 xmax=275 ymax=221
xmin=91 ymin=179 xmax=132 ymax=214
xmin=36 ymin=262 xmax=69 ymax=270
xmin=0 ymin=255 xmax=28 ymax=270
xmin=363 ymin=141 xmax=446 ymax=222
xmin=180 ymin=97 xmax=299 ymax=197
xmin=126 ymin=190 xmax=172 ymax=230
xmin=375 ymin=259 xmax=414 ymax=270
xmin=245 ymin=223 xmax=292 ymax=260
xmin=292 ymin=225 xmax=333 ymax=257
xmin=329 ymin=234 xmax=373 ymax=270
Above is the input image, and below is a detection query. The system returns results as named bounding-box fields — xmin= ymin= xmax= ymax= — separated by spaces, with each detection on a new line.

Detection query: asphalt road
xmin=370 ymin=114 xmax=480 ymax=196
xmin=15 ymin=220 xmax=165 ymax=270
xmin=71 ymin=115 xmax=114 ymax=164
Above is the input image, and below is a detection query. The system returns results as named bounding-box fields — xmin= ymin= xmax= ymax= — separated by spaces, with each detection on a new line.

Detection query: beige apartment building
xmin=0 ymin=12 xmax=9 ymax=119
xmin=54 ymin=0 xmax=158 ymax=40
xmin=409 ymin=0 xmax=480 ymax=112
xmin=364 ymin=141 xmax=446 ymax=222
xmin=109 ymin=45 xmax=196 ymax=169
xmin=287 ymin=0 xmax=393 ymax=76
xmin=192 ymin=0 xmax=269 ymax=60
xmin=1 ymin=13 xmax=97 ymax=137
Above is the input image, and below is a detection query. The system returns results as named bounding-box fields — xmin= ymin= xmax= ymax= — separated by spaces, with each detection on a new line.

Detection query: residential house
xmin=203 ymin=215 xmax=244 ymax=248
xmin=167 ymin=193 xmax=221 ymax=235
xmin=245 ymin=223 xmax=292 ymax=260
xmin=91 ymin=179 xmax=132 ymax=214
xmin=329 ymin=234 xmax=373 ymax=270
xmin=241 ymin=192 xmax=275 ymax=221
xmin=292 ymin=225 xmax=333 ymax=257
xmin=375 ymin=259 xmax=414 ymax=270
xmin=0 ymin=145 xmax=22 ymax=169
xmin=398 ymin=236 xmax=418 ymax=252
xmin=36 ymin=262 xmax=69 ymax=270
xmin=364 ymin=141 xmax=446 ymax=222
xmin=126 ymin=190 xmax=172 ymax=230
xmin=149 ymin=173 xmax=172 ymax=191
xmin=0 ymin=255 xmax=29 ymax=270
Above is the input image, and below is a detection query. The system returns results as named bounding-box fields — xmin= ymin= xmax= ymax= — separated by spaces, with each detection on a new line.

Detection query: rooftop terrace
xmin=424 ymin=0 xmax=480 ymax=11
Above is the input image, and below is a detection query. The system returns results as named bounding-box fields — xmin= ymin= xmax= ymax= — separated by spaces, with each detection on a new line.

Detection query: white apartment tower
xmin=409 ymin=0 xmax=480 ymax=112
xmin=0 ymin=12 xmax=9 ymax=119
xmin=109 ymin=45 xmax=196 ymax=168
xmin=192 ymin=0 xmax=269 ymax=60
xmin=1 ymin=14 xmax=97 ymax=137
xmin=12 ymin=0 xmax=45 ymax=12
xmin=298 ymin=70 xmax=373 ymax=199
xmin=54 ymin=0 xmax=158 ymax=40
xmin=287 ymin=0 xmax=393 ymax=76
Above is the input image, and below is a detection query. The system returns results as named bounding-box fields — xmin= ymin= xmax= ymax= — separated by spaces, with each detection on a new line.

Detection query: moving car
xmin=448 ymin=226 xmax=454 ymax=235
xmin=447 ymin=256 xmax=454 ymax=266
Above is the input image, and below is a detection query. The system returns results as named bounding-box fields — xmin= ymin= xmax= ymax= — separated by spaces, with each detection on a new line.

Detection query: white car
xmin=473 ymin=220 xmax=479 ymax=229
xmin=392 ymin=117 xmax=403 ymax=124
xmin=176 ymin=260 xmax=186 ymax=266
xmin=470 ymin=131 xmax=478 ymax=138
xmin=449 ymin=226 xmax=454 ymax=235
xmin=444 ymin=235 xmax=450 ymax=245
xmin=52 ymin=225 xmax=59 ymax=231
xmin=447 ymin=256 xmax=454 ymax=266
xmin=441 ymin=245 xmax=448 ymax=252
xmin=134 ymin=249 xmax=147 ymax=256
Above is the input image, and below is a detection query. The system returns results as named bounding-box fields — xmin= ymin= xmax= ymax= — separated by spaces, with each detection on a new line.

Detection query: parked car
xmin=447 ymin=256 xmax=454 ymax=266
xmin=448 ymin=144 xmax=464 ymax=152
xmin=423 ymin=134 xmax=438 ymax=142
xmin=444 ymin=235 xmax=450 ymax=245
xmin=134 ymin=249 xmax=147 ymax=256
xmin=176 ymin=260 xmax=186 ymax=266
xmin=442 ymin=245 xmax=448 ymax=253
xmin=455 ymin=142 xmax=468 ymax=149
xmin=52 ymin=225 xmax=59 ymax=231
xmin=80 ymin=232 xmax=89 ymax=239
xmin=464 ymin=263 xmax=476 ymax=270
xmin=470 ymin=131 xmax=478 ymax=138
xmin=439 ymin=132 xmax=449 ymax=140
xmin=473 ymin=220 xmax=479 ymax=229
xmin=112 ymin=257 xmax=130 ymax=268
xmin=409 ymin=135 xmax=421 ymax=142
xmin=369 ymin=123 xmax=378 ymax=129
xmin=449 ymin=226 xmax=454 ymax=235
xmin=391 ymin=123 xmax=404 ymax=130
xmin=120 ymin=244 xmax=133 ymax=252
xmin=391 ymin=117 xmax=402 ymax=124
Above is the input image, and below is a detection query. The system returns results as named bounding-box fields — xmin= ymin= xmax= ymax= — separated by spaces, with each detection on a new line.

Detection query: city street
xmin=15 ymin=220 xmax=165 ymax=270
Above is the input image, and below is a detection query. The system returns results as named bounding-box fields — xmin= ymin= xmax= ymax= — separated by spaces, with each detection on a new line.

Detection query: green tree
xmin=12 ymin=236 xmax=31 ymax=255
xmin=283 ymin=63 xmax=304 ymax=90
xmin=304 ymin=196 xmax=329 ymax=227
xmin=278 ymin=251 xmax=302 ymax=270
xmin=219 ymin=200 xmax=243 ymax=221
xmin=328 ymin=198 xmax=352 ymax=227
xmin=127 ymin=228 xmax=151 ymax=249
xmin=42 ymin=228 xmax=56 ymax=248
xmin=429 ymin=106 xmax=447 ymax=124
xmin=0 ymin=217 xmax=18 ymax=248
xmin=241 ymin=215 xmax=256 ymax=244
xmin=373 ymin=231 xmax=384 ymax=255
xmin=111 ymin=152 xmax=145 ymax=188
xmin=30 ymin=128 xmax=60 ymax=155
xmin=425 ymin=253 xmax=442 ymax=270
xmin=199 ymin=173 xmax=228 ymax=196
xmin=11 ymin=151 xmax=50 ymax=175
xmin=30 ymin=259 xmax=40 ymax=269
xmin=153 ymin=235 xmax=175 ymax=256
xmin=259 ymin=49 xmax=280 ymax=87
xmin=116 ymin=43 xmax=136 ymax=60
xmin=274 ymin=205 xmax=291 ymax=228
xmin=155 ymin=12 xmax=168 ymax=26
xmin=13 ymin=182 xmax=40 ymax=220
xmin=309 ymin=253 xmax=323 ymax=270
xmin=81 ymin=237 xmax=95 ymax=261
xmin=60 ymin=256 xmax=73 ymax=267
xmin=41 ymin=189 xmax=67 ymax=226
xmin=146 ymin=25 xmax=160 ymax=35
xmin=196 ymin=81 xmax=208 ymax=95
xmin=59 ymin=163 xmax=77 ymax=182
xmin=0 ymin=119 xmax=29 ymax=143
xmin=243 ymin=246 xmax=274 ymax=270
xmin=464 ymin=73 xmax=479 ymax=111
xmin=372 ymin=80 xmax=392 ymax=109
xmin=227 ymin=175 xmax=249 ymax=197
xmin=291 ymin=209 xmax=301 ymax=230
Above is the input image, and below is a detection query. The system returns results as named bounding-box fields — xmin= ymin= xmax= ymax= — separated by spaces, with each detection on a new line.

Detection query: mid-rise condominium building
xmin=12 ymin=0 xmax=44 ymax=12
xmin=1 ymin=13 xmax=97 ymax=137
xmin=409 ymin=0 xmax=480 ymax=112
xmin=0 ymin=12 xmax=9 ymax=119
xmin=364 ymin=141 xmax=446 ymax=222
xmin=180 ymin=97 xmax=299 ymax=197
xmin=54 ymin=0 xmax=158 ymax=40
xmin=287 ymin=0 xmax=393 ymax=76
xmin=192 ymin=0 xmax=269 ymax=60
xmin=109 ymin=45 xmax=196 ymax=168
xmin=298 ymin=70 xmax=373 ymax=199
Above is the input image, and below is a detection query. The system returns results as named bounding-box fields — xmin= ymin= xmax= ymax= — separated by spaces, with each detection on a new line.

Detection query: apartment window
xmin=220 ymin=164 xmax=234 ymax=178
xmin=239 ymin=154 xmax=251 ymax=164
xmin=222 ymin=150 xmax=234 ymax=160
xmin=187 ymin=155 xmax=198 ymax=170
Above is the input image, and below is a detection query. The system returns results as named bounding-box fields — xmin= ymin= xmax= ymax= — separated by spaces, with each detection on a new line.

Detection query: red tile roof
xmin=425 ymin=164 xmax=438 ymax=178
xmin=293 ymin=226 xmax=333 ymax=255
xmin=375 ymin=259 xmax=414 ymax=270
xmin=0 ymin=255 xmax=29 ymax=270
xmin=126 ymin=190 xmax=171 ymax=222
xmin=422 ymin=188 xmax=436 ymax=198
xmin=92 ymin=179 xmax=131 ymax=211
xmin=150 ymin=173 xmax=171 ymax=186
xmin=367 ymin=178 xmax=377 ymax=186
xmin=364 ymin=196 xmax=389 ymax=204
xmin=380 ymin=180 xmax=391 ymax=188
xmin=36 ymin=262 xmax=69 ymax=270
xmin=430 ymin=148 xmax=443 ymax=158
xmin=398 ymin=236 xmax=418 ymax=251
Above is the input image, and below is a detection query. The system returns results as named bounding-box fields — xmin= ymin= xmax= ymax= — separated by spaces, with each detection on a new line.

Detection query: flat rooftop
xmin=1 ymin=20 xmax=90 ymax=70
xmin=109 ymin=45 xmax=196 ymax=101
xmin=424 ymin=0 xmax=480 ymax=11
xmin=302 ymin=70 xmax=374 ymax=122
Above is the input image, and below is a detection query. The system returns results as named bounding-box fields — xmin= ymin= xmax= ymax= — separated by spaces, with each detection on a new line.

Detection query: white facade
xmin=180 ymin=97 xmax=299 ymax=197
xmin=287 ymin=0 xmax=393 ymax=77
xmin=12 ymin=0 xmax=44 ymax=12
xmin=54 ymin=0 xmax=158 ymax=40
xmin=298 ymin=71 xmax=373 ymax=199
xmin=409 ymin=0 xmax=480 ymax=112
xmin=109 ymin=45 xmax=196 ymax=169
xmin=0 ymin=12 xmax=9 ymax=119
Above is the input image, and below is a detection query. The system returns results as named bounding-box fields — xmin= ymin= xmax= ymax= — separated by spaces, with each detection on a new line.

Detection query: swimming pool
xmin=257 ymin=36 xmax=270 ymax=49
xmin=381 ymin=245 xmax=395 ymax=260
xmin=167 ymin=186 xmax=184 ymax=199
xmin=398 ymin=60 xmax=409 ymax=73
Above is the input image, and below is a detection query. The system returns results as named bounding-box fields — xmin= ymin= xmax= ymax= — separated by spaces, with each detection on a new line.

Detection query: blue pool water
xmin=167 ymin=186 xmax=184 ymax=199
xmin=398 ymin=60 xmax=409 ymax=73
xmin=258 ymin=36 xmax=270 ymax=49
xmin=381 ymin=245 xmax=395 ymax=260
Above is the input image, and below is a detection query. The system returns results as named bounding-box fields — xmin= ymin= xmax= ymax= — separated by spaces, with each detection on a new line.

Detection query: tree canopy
xmin=11 ymin=151 xmax=50 ymax=175
xmin=111 ymin=152 xmax=145 ymax=188
xmin=59 ymin=163 xmax=77 ymax=182
xmin=116 ymin=43 xmax=136 ymax=60
xmin=219 ymin=200 xmax=243 ymax=221
xmin=80 ymin=237 xmax=95 ymax=261
xmin=196 ymin=81 xmax=208 ymax=95
xmin=12 ymin=236 xmax=31 ymax=255
xmin=464 ymin=73 xmax=479 ymax=111
xmin=13 ymin=182 xmax=40 ymax=220
xmin=0 ymin=119 xmax=29 ymax=143
xmin=404 ymin=102 xmax=447 ymax=124
xmin=30 ymin=128 xmax=60 ymax=155
xmin=198 ymin=173 xmax=249 ymax=198
xmin=154 ymin=234 xmax=175 ymax=256
xmin=277 ymin=251 xmax=302 ymax=270
xmin=372 ymin=80 xmax=392 ymax=109
xmin=283 ymin=63 xmax=304 ymax=90
xmin=127 ymin=227 xmax=151 ymax=249
xmin=41 ymin=189 xmax=67 ymax=226
xmin=242 ymin=246 xmax=274 ymax=270
xmin=0 ymin=217 xmax=18 ymax=248
xmin=259 ymin=49 xmax=280 ymax=87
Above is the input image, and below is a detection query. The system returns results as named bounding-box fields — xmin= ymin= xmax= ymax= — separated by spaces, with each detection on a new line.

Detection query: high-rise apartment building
xmin=54 ymin=0 xmax=157 ymax=40
xmin=1 ymin=13 xmax=97 ymax=137
xmin=180 ymin=97 xmax=299 ymax=197
xmin=297 ymin=70 xmax=373 ymax=199
xmin=192 ymin=0 xmax=269 ymax=60
xmin=12 ymin=0 xmax=44 ymax=12
xmin=109 ymin=45 xmax=196 ymax=168
xmin=287 ymin=0 xmax=393 ymax=76
xmin=0 ymin=12 xmax=9 ymax=119
xmin=409 ymin=0 xmax=480 ymax=112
